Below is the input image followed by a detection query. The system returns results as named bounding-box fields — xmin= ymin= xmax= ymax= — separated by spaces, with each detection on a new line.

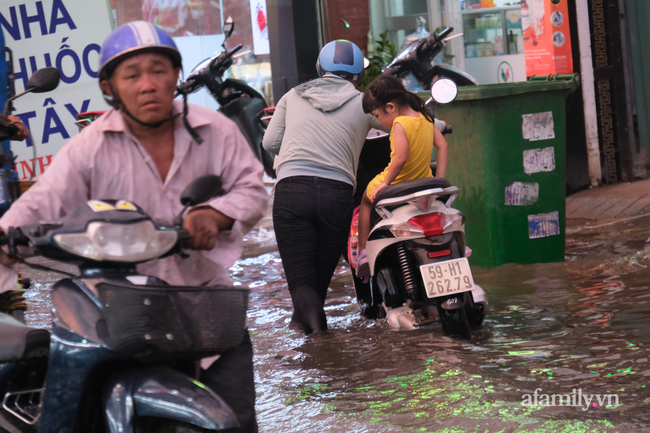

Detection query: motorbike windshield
xmin=188 ymin=56 xmax=215 ymax=78
xmin=388 ymin=41 xmax=419 ymax=67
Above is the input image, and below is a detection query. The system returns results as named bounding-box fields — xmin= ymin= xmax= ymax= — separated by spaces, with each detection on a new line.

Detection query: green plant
xmin=360 ymin=30 xmax=397 ymax=91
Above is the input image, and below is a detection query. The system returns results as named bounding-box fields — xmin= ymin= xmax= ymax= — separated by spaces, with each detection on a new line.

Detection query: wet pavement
xmin=19 ymin=204 xmax=650 ymax=432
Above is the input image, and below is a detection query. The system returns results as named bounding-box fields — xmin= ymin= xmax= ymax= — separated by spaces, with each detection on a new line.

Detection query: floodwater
xmin=20 ymin=204 xmax=650 ymax=432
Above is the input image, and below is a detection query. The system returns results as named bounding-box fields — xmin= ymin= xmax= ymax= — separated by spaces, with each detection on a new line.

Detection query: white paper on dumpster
xmin=522 ymin=111 xmax=555 ymax=141
xmin=528 ymin=211 xmax=560 ymax=239
xmin=505 ymin=182 xmax=539 ymax=206
xmin=523 ymin=146 xmax=555 ymax=174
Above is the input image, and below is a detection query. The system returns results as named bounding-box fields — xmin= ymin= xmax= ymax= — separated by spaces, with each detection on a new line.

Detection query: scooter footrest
xmin=2 ymin=388 xmax=43 ymax=425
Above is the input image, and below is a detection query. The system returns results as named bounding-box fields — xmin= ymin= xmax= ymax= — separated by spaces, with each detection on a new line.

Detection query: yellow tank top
xmin=366 ymin=114 xmax=434 ymax=198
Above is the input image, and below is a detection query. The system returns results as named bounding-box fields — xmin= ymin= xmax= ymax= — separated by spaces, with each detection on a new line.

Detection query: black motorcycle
xmin=0 ymin=175 xmax=248 ymax=432
xmin=384 ymin=27 xmax=478 ymax=89
xmin=178 ymin=17 xmax=275 ymax=178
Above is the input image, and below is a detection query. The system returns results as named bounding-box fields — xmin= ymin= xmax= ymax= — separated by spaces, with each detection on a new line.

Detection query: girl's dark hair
xmin=362 ymin=74 xmax=434 ymax=123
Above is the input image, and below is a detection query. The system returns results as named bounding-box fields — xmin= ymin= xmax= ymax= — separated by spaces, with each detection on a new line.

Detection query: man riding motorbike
xmin=0 ymin=21 xmax=267 ymax=432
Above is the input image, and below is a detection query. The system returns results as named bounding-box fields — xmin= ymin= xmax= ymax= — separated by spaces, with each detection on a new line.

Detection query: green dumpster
xmin=421 ymin=75 xmax=579 ymax=268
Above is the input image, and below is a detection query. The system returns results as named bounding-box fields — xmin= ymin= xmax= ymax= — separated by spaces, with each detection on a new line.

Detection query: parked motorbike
xmin=0 ymin=175 xmax=248 ymax=432
xmin=384 ymin=27 xmax=478 ymax=89
xmin=351 ymin=79 xmax=487 ymax=340
xmin=0 ymin=67 xmax=60 ymax=321
xmin=178 ymin=16 xmax=275 ymax=178
xmin=0 ymin=67 xmax=60 ymax=217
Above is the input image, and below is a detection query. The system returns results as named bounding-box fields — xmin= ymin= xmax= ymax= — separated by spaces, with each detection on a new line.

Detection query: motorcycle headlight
xmin=54 ymin=221 xmax=178 ymax=262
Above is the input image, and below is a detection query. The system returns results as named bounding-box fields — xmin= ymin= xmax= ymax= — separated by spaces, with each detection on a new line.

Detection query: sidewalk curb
xmin=566 ymin=213 xmax=650 ymax=234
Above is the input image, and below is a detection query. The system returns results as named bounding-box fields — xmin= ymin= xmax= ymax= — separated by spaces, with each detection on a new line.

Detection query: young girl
xmin=356 ymin=74 xmax=449 ymax=281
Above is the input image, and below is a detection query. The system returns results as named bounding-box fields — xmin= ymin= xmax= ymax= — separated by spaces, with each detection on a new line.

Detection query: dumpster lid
xmin=419 ymin=74 xmax=579 ymax=102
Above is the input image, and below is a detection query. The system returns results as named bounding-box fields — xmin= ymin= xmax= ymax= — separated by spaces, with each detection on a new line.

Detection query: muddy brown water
xmin=19 ymin=208 xmax=650 ymax=432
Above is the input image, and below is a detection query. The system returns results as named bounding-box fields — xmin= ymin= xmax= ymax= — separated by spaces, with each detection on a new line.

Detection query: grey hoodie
xmin=263 ymin=77 xmax=387 ymax=191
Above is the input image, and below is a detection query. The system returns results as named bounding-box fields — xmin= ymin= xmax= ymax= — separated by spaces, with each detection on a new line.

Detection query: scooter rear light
xmin=407 ymin=212 xmax=445 ymax=237
xmin=389 ymin=212 xmax=465 ymax=238
xmin=428 ymin=249 xmax=451 ymax=259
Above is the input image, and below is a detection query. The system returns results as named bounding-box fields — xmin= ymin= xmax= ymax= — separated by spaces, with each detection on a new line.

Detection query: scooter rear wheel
xmin=436 ymin=296 xmax=471 ymax=340
xmin=464 ymin=291 xmax=485 ymax=327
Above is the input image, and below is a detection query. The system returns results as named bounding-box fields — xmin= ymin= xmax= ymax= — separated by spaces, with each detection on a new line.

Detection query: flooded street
xmin=19 ymin=203 xmax=650 ymax=432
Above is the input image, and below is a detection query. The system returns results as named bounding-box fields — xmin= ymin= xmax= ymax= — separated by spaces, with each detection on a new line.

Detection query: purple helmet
xmin=98 ymin=21 xmax=181 ymax=81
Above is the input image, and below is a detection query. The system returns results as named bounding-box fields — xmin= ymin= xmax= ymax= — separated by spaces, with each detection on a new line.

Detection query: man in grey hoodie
xmin=263 ymin=40 xmax=389 ymax=335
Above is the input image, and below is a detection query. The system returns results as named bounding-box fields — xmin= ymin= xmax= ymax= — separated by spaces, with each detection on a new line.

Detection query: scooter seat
xmin=0 ymin=313 xmax=49 ymax=362
xmin=370 ymin=177 xmax=452 ymax=227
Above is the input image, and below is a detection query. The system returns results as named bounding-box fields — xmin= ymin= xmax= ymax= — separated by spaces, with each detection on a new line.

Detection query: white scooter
xmin=356 ymin=79 xmax=487 ymax=340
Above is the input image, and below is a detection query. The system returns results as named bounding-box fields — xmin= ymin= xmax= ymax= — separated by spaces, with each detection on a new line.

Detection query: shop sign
xmin=250 ymin=0 xmax=269 ymax=55
xmin=497 ymin=61 xmax=514 ymax=83
xmin=522 ymin=0 xmax=573 ymax=76
xmin=0 ymin=0 xmax=113 ymax=180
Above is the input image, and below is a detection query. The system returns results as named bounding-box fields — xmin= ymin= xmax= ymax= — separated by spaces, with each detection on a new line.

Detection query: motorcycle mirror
xmin=430 ymin=78 xmax=458 ymax=105
xmin=27 ymin=67 xmax=60 ymax=93
xmin=181 ymin=175 xmax=224 ymax=207
xmin=223 ymin=16 xmax=234 ymax=40
xmin=3 ymin=67 xmax=61 ymax=116
xmin=174 ymin=175 xmax=224 ymax=226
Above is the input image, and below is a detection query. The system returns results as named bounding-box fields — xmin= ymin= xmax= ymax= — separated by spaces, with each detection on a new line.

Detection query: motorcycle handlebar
xmin=209 ymin=44 xmax=243 ymax=72
xmin=228 ymin=44 xmax=243 ymax=57
xmin=438 ymin=27 xmax=453 ymax=39
xmin=178 ymin=44 xmax=244 ymax=95
xmin=0 ymin=228 xmax=30 ymax=259
xmin=178 ymin=76 xmax=200 ymax=95
xmin=419 ymin=27 xmax=453 ymax=61
xmin=176 ymin=228 xmax=191 ymax=243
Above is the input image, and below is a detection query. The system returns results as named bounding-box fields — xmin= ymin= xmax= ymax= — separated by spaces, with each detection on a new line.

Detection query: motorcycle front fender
xmin=431 ymin=64 xmax=479 ymax=86
xmin=103 ymin=366 xmax=238 ymax=433
xmin=437 ymin=293 xmax=467 ymax=310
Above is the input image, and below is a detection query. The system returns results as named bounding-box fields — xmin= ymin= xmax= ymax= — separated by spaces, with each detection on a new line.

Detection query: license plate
xmin=420 ymin=258 xmax=475 ymax=299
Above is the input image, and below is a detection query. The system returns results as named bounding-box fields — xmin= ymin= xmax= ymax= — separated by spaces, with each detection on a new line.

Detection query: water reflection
xmin=19 ymin=210 xmax=650 ymax=431
xmin=243 ymin=215 xmax=650 ymax=431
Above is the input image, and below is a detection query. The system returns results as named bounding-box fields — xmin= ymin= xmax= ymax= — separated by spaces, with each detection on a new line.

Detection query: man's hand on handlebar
xmin=8 ymin=115 xmax=29 ymax=141
xmin=183 ymin=207 xmax=235 ymax=251
xmin=0 ymin=247 xmax=16 ymax=267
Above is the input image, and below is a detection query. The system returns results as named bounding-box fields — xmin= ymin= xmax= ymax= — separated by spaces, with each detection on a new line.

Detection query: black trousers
xmin=199 ymin=331 xmax=258 ymax=432
xmin=272 ymin=176 xmax=354 ymax=334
